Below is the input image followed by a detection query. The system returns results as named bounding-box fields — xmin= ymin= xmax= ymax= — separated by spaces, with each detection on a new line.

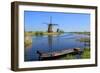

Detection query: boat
xmin=37 ymin=48 xmax=83 ymax=60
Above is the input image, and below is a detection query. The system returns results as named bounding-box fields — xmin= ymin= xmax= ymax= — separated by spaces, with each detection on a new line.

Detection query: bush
xmin=35 ymin=32 xmax=44 ymax=36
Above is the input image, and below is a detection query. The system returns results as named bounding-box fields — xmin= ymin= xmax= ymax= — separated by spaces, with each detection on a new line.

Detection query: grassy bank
xmin=60 ymin=48 xmax=90 ymax=60
xmin=24 ymin=36 xmax=32 ymax=47
xmin=25 ymin=31 xmax=90 ymax=36
xmin=25 ymin=31 xmax=63 ymax=36
xmin=77 ymin=38 xmax=90 ymax=43
xmin=69 ymin=32 xmax=90 ymax=35
xmin=60 ymin=54 xmax=75 ymax=60
xmin=24 ymin=40 xmax=32 ymax=47
xmin=81 ymin=48 xmax=90 ymax=58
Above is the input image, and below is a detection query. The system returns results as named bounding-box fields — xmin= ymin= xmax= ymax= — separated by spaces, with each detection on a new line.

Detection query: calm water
xmin=24 ymin=33 xmax=89 ymax=61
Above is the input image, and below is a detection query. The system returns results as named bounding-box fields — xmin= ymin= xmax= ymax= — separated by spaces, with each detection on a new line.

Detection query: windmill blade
xmin=52 ymin=24 xmax=59 ymax=25
xmin=43 ymin=23 xmax=49 ymax=25
xmin=50 ymin=16 xmax=52 ymax=24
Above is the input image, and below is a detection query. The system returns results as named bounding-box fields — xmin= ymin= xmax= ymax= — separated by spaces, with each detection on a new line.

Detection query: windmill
xmin=44 ymin=16 xmax=58 ymax=33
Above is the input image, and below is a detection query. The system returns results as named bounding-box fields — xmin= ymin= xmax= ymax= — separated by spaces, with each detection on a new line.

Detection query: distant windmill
xmin=43 ymin=16 xmax=58 ymax=33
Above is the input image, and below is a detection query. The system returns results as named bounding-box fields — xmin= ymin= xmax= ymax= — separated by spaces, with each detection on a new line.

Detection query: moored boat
xmin=37 ymin=48 xmax=83 ymax=59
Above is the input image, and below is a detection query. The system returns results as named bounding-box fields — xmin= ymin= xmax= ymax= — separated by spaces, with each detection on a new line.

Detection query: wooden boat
xmin=37 ymin=48 xmax=83 ymax=59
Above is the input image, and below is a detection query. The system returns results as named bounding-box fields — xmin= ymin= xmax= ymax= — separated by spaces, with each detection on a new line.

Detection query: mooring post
xmin=37 ymin=50 xmax=41 ymax=60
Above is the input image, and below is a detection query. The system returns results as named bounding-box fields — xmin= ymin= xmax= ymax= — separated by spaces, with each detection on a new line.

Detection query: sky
xmin=24 ymin=11 xmax=90 ymax=32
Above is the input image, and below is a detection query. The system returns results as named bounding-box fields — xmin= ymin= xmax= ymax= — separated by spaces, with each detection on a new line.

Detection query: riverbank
xmin=77 ymin=38 xmax=90 ymax=43
xmin=25 ymin=32 xmax=63 ymax=36
xmin=24 ymin=36 xmax=32 ymax=47
xmin=25 ymin=31 xmax=90 ymax=36
xmin=69 ymin=32 xmax=90 ymax=35
xmin=82 ymin=48 xmax=90 ymax=58
xmin=59 ymin=35 xmax=90 ymax=60
xmin=60 ymin=48 xmax=90 ymax=59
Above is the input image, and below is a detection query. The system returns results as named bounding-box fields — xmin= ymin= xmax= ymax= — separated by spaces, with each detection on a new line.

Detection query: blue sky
xmin=24 ymin=11 xmax=90 ymax=32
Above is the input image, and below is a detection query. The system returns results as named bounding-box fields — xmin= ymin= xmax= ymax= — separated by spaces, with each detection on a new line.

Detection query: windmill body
xmin=44 ymin=17 xmax=58 ymax=33
xmin=48 ymin=24 xmax=53 ymax=32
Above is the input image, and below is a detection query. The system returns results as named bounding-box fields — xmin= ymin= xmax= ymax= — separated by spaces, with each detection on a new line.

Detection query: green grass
xmin=82 ymin=48 xmax=90 ymax=59
xmin=60 ymin=54 xmax=75 ymax=60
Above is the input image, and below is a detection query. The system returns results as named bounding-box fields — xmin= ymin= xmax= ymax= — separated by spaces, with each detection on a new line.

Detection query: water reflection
xmin=48 ymin=35 xmax=53 ymax=51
